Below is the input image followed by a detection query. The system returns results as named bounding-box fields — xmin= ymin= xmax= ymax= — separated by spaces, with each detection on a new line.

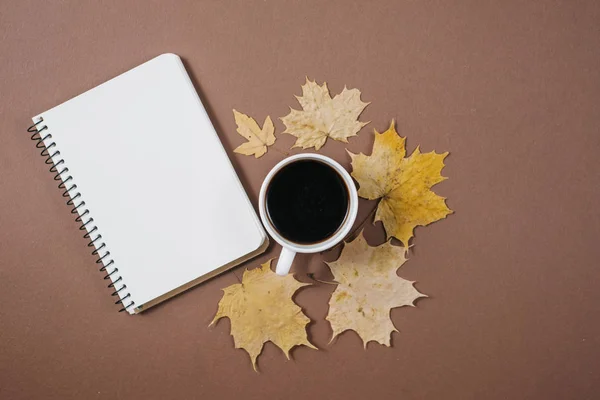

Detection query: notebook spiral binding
xmin=27 ymin=118 xmax=134 ymax=313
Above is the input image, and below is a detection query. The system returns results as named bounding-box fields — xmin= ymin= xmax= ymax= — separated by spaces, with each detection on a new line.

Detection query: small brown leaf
xmin=233 ymin=110 xmax=276 ymax=158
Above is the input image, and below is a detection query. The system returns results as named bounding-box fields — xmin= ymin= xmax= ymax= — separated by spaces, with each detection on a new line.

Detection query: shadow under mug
xmin=258 ymin=153 xmax=359 ymax=275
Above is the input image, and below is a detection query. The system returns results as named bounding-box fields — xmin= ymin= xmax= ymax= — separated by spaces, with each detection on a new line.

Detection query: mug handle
xmin=275 ymin=247 xmax=296 ymax=275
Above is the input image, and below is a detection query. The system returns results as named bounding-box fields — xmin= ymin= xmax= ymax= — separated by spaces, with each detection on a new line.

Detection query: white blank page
xmin=35 ymin=54 xmax=265 ymax=313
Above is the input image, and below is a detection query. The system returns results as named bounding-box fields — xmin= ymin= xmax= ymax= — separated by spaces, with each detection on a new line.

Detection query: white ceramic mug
xmin=258 ymin=153 xmax=359 ymax=275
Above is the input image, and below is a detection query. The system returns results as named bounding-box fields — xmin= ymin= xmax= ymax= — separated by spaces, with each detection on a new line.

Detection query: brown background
xmin=1 ymin=1 xmax=599 ymax=399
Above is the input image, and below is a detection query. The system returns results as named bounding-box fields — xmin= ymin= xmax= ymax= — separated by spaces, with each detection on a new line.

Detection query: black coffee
xmin=266 ymin=160 xmax=349 ymax=244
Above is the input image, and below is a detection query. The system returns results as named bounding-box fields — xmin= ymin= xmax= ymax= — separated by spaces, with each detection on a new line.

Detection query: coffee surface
xmin=266 ymin=160 xmax=349 ymax=244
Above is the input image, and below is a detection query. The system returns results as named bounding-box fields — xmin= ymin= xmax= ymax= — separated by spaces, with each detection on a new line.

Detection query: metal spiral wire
xmin=27 ymin=118 xmax=134 ymax=312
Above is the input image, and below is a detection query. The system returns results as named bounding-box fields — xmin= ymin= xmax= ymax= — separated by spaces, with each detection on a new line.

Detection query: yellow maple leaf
xmin=210 ymin=260 xmax=316 ymax=371
xmin=232 ymin=109 xmax=276 ymax=158
xmin=326 ymin=233 xmax=425 ymax=347
xmin=349 ymin=121 xmax=452 ymax=247
xmin=280 ymin=78 xmax=369 ymax=150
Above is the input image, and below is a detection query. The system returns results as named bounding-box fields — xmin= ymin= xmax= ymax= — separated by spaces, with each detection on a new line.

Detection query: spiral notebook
xmin=28 ymin=54 xmax=268 ymax=314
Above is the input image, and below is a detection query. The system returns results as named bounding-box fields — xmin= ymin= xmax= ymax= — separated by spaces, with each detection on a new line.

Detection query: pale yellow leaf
xmin=210 ymin=260 xmax=316 ymax=371
xmin=233 ymin=110 xmax=276 ymax=158
xmin=280 ymin=78 xmax=369 ymax=150
xmin=326 ymin=233 xmax=425 ymax=347
xmin=349 ymin=121 xmax=452 ymax=247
